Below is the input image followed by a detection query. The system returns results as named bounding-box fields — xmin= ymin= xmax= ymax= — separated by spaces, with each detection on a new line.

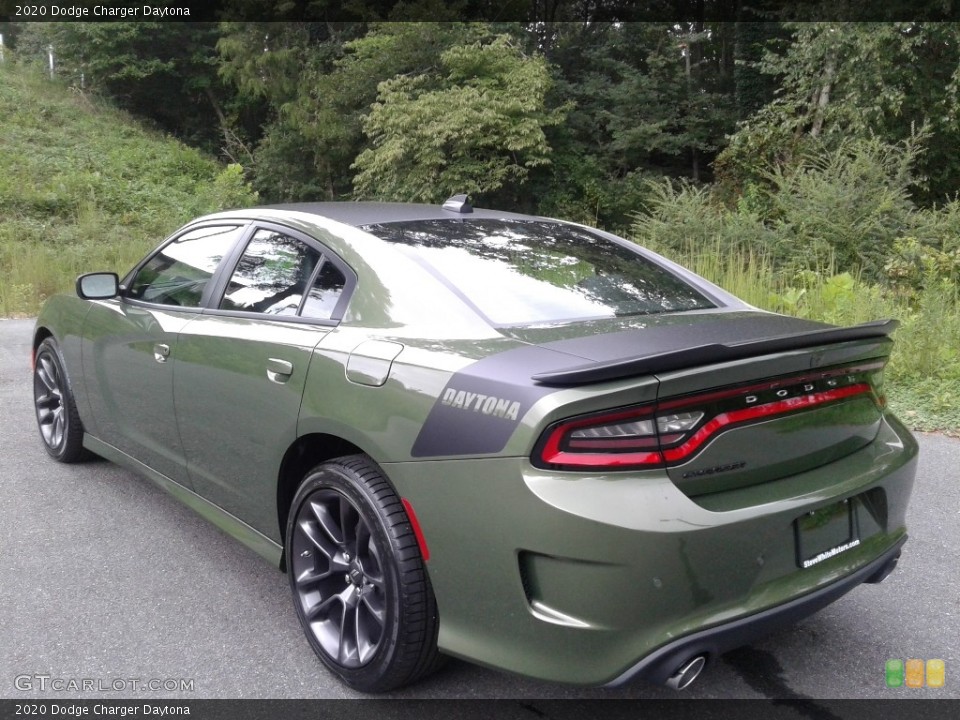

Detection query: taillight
xmin=538 ymin=406 xmax=663 ymax=468
xmin=533 ymin=361 xmax=885 ymax=471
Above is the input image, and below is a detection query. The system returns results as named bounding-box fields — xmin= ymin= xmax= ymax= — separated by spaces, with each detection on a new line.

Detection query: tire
xmin=33 ymin=337 xmax=87 ymax=463
xmin=286 ymin=455 xmax=441 ymax=692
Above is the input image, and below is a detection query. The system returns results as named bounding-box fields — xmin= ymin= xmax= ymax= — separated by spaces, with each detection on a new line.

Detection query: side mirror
xmin=76 ymin=272 xmax=120 ymax=300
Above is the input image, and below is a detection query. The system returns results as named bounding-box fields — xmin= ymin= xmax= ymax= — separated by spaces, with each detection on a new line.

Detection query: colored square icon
xmin=927 ymin=659 xmax=945 ymax=688
xmin=885 ymin=659 xmax=904 ymax=687
xmin=905 ymin=658 xmax=924 ymax=688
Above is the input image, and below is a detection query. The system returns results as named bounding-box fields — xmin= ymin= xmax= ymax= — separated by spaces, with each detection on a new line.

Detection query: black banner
xmin=1 ymin=700 xmax=959 ymax=720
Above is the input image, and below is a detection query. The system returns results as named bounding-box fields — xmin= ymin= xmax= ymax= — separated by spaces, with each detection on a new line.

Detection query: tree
xmin=532 ymin=21 xmax=738 ymax=229
xmin=717 ymin=22 xmax=960 ymax=206
xmin=217 ymin=20 xmax=363 ymax=199
xmin=287 ymin=21 xmax=485 ymax=200
xmin=16 ymin=22 xmax=232 ymax=155
xmin=216 ymin=17 xmax=483 ymax=201
xmin=352 ymin=32 xmax=566 ymax=203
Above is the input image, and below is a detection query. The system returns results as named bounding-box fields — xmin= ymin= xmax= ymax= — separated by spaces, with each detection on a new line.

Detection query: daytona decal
xmin=440 ymin=388 xmax=521 ymax=421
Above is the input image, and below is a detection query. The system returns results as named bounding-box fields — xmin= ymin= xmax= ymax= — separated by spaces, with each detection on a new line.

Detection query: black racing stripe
xmin=410 ymin=345 xmax=584 ymax=458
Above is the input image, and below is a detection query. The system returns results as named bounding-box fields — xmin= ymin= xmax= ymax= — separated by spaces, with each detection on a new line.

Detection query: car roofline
xmin=256 ymin=201 xmax=550 ymax=228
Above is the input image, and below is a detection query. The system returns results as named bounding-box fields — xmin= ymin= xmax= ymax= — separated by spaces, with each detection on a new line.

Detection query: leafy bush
xmin=635 ymin=136 xmax=927 ymax=284
xmin=634 ymin=130 xmax=960 ymax=434
xmin=762 ymin=137 xmax=918 ymax=281
xmin=631 ymin=178 xmax=777 ymax=261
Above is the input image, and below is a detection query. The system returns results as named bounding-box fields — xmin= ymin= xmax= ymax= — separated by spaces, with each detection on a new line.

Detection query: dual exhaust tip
xmin=665 ymin=654 xmax=708 ymax=691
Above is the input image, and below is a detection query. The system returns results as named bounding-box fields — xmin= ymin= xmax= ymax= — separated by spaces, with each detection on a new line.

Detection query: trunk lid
xmin=526 ymin=311 xmax=894 ymax=496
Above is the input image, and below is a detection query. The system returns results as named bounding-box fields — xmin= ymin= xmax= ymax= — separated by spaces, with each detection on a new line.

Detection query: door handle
xmin=154 ymin=343 xmax=170 ymax=363
xmin=266 ymin=357 xmax=294 ymax=383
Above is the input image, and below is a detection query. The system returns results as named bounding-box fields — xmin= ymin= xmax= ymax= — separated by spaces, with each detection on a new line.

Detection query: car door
xmin=81 ymin=223 xmax=248 ymax=487
xmin=173 ymin=224 xmax=352 ymax=539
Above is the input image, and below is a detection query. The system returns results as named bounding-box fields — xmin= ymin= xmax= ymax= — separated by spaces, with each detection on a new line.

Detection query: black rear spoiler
xmin=531 ymin=319 xmax=898 ymax=386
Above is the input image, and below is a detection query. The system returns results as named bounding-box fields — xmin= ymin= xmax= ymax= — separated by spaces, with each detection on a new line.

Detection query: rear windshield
xmin=363 ymin=219 xmax=715 ymax=325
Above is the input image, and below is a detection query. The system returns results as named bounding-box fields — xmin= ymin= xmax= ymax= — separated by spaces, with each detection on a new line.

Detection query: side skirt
xmin=83 ymin=434 xmax=284 ymax=568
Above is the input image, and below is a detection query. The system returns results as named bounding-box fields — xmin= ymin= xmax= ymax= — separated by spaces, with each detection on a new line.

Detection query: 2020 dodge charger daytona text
xmin=32 ymin=197 xmax=917 ymax=692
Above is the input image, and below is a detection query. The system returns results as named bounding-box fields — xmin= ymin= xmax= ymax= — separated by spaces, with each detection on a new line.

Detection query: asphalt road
xmin=1 ymin=316 xmax=957 ymax=701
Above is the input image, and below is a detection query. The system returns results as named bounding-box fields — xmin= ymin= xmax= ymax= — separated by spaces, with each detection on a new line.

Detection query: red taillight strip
xmin=567 ymin=437 xmax=659 ymax=450
xmin=661 ymin=383 xmax=873 ymax=463
xmin=540 ymin=446 xmax=664 ymax=468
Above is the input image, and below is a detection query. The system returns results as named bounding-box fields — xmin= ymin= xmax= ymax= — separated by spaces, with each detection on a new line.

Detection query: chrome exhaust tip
xmin=665 ymin=655 xmax=707 ymax=691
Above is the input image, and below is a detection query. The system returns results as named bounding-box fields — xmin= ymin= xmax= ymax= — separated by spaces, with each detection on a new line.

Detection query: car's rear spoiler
xmin=531 ymin=319 xmax=898 ymax=386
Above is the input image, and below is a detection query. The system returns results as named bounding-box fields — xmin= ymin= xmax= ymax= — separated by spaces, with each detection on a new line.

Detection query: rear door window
xmin=219 ymin=229 xmax=321 ymax=316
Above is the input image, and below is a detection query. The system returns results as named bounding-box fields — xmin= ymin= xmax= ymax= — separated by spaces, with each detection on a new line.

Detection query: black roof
xmin=261 ymin=201 xmax=545 ymax=228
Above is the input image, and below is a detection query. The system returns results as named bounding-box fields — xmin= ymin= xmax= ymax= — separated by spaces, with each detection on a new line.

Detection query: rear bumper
xmin=385 ymin=413 xmax=918 ymax=686
xmin=606 ymin=535 xmax=906 ymax=687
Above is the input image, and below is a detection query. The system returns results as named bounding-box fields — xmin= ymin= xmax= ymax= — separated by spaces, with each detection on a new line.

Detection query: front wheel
xmin=33 ymin=337 xmax=86 ymax=462
xmin=286 ymin=455 xmax=441 ymax=692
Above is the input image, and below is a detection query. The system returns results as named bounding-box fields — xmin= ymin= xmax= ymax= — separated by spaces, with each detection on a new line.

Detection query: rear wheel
xmin=33 ymin=338 xmax=86 ymax=462
xmin=286 ymin=455 xmax=440 ymax=692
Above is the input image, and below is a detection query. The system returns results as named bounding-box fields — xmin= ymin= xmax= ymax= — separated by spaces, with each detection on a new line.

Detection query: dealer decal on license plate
xmin=795 ymin=498 xmax=859 ymax=569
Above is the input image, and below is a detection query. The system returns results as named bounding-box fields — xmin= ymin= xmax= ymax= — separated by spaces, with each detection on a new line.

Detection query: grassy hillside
xmin=0 ymin=61 xmax=255 ymax=316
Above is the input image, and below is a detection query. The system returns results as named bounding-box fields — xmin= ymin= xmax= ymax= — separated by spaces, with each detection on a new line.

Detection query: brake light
xmin=533 ymin=361 xmax=884 ymax=471
xmin=538 ymin=406 xmax=663 ymax=468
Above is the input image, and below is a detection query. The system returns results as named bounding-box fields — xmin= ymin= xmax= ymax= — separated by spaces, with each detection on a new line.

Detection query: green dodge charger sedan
xmin=32 ymin=196 xmax=918 ymax=692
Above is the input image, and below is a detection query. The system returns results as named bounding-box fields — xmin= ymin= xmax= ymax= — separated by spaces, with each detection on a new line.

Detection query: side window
xmin=300 ymin=261 xmax=347 ymax=320
xmin=128 ymin=225 xmax=243 ymax=307
xmin=220 ymin=229 xmax=321 ymax=316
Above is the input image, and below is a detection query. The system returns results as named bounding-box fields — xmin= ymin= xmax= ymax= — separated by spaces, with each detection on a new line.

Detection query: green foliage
xmin=884 ymin=201 xmax=960 ymax=298
xmin=0 ymin=62 xmax=256 ymax=316
xmin=201 ymin=163 xmax=261 ymax=211
xmin=887 ymin=379 xmax=960 ymax=437
xmin=217 ymin=22 xmax=316 ymax=105
xmin=762 ymin=136 xmax=919 ymax=280
xmin=631 ymin=178 xmax=777 ymax=261
xmin=216 ymin=20 xmax=739 ymax=211
xmin=222 ymin=21 xmax=481 ymax=201
xmin=641 ymin=136 xmax=924 ymax=284
xmin=733 ymin=21 xmax=781 ymax=120
xmin=352 ymin=33 xmax=566 ymax=202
